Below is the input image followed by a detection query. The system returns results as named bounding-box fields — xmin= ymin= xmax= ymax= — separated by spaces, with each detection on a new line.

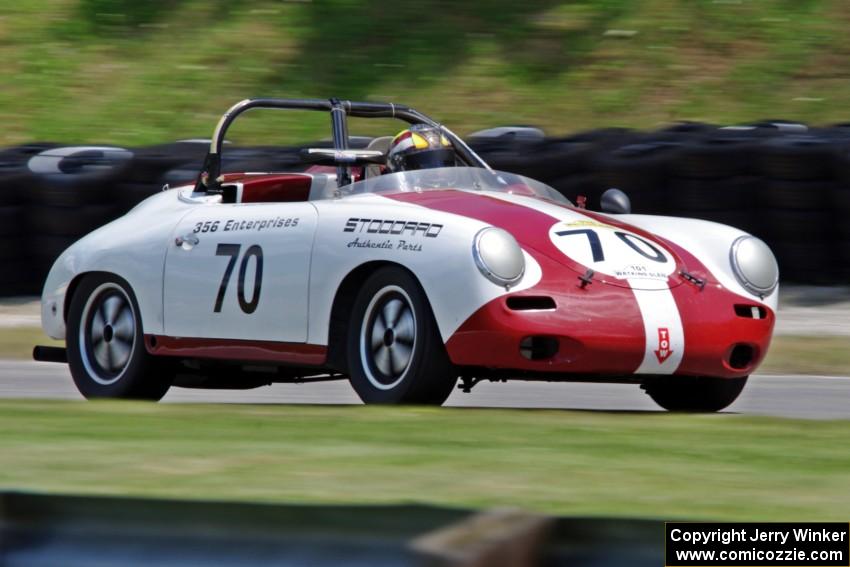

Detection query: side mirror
xmin=600 ymin=188 xmax=631 ymax=214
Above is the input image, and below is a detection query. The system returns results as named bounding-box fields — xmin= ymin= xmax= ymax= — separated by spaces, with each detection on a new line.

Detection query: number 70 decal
xmin=214 ymin=244 xmax=264 ymax=313
xmin=555 ymin=228 xmax=668 ymax=264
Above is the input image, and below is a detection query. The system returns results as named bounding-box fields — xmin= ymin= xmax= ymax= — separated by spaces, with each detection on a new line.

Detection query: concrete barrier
xmin=0 ymin=491 xmax=664 ymax=567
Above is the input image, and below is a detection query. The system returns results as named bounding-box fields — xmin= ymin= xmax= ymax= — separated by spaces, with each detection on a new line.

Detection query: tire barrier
xmin=25 ymin=146 xmax=135 ymax=288
xmin=0 ymin=143 xmax=56 ymax=296
xmin=1 ymin=122 xmax=849 ymax=296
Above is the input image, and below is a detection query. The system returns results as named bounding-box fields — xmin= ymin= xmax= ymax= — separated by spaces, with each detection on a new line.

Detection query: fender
xmin=307 ymin=193 xmax=542 ymax=345
xmin=41 ymin=189 xmax=197 ymax=340
xmin=617 ymin=214 xmax=779 ymax=311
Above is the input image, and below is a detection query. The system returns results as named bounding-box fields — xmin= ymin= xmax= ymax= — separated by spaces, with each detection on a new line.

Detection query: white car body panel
xmin=163 ymin=199 xmax=318 ymax=342
xmin=41 ymin=190 xmax=196 ymax=340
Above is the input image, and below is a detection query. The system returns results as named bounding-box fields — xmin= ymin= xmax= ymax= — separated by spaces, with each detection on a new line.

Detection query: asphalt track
xmin=0 ymin=360 xmax=848 ymax=419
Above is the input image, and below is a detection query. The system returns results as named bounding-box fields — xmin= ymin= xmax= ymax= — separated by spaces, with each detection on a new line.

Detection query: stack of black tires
xmin=26 ymin=145 xmax=135 ymax=288
xmin=0 ymin=143 xmax=204 ymax=295
xmin=756 ymin=131 xmax=842 ymax=282
xmin=829 ymin=130 xmax=850 ymax=283
xmin=665 ymin=126 xmax=765 ymax=237
xmin=0 ymin=144 xmax=48 ymax=296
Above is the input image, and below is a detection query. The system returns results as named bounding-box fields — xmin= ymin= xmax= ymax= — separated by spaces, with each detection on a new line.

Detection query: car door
xmin=163 ymin=201 xmax=318 ymax=343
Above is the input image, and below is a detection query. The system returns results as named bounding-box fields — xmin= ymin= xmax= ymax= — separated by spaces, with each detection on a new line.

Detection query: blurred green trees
xmin=0 ymin=0 xmax=844 ymax=145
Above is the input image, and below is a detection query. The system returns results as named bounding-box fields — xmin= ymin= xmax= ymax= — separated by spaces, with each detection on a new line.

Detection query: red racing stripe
xmin=385 ymin=190 xmax=569 ymax=264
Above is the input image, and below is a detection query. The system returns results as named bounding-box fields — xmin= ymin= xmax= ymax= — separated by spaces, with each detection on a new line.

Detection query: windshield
xmin=340 ymin=167 xmax=570 ymax=204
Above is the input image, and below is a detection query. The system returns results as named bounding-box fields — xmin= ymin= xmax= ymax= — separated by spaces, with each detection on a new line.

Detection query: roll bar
xmin=195 ymin=97 xmax=490 ymax=192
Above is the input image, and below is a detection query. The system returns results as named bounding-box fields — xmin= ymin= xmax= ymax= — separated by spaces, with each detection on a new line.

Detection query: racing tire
xmin=839 ymin=239 xmax=850 ymax=281
xmin=659 ymin=121 xmax=717 ymax=135
xmin=121 ymin=142 xmax=206 ymax=184
xmin=525 ymin=140 xmax=594 ymax=180
xmin=29 ymin=175 xmax=117 ymax=208
xmin=29 ymin=204 xmax=118 ymax=236
xmin=0 ymin=259 xmax=36 ymax=297
xmin=668 ymin=176 xmax=757 ymax=212
xmin=832 ymin=183 xmax=850 ymax=218
xmin=591 ymin=139 xmax=679 ymax=194
xmin=346 ymin=266 xmax=457 ymax=405
xmin=757 ymin=135 xmax=836 ymax=181
xmin=488 ymin=152 xmax=554 ymax=182
xmin=642 ymin=375 xmax=748 ymax=413
xmin=770 ymin=240 xmax=833 ymax=283
xmin=762 ymin=209 xmax=829 ymax=241
xmin=27 ymin=146 xmax=133 ymax=207
xmin=30 ymin=235 xmax=79 ymax=286
xmin=758 ymin=179 xmax=832 ymax=211
xmin=67 ymin=273 xmax=172 ymax=400
xmin=0 ymin=170 xmax=32 ymax=207
xmin=0 ymin=236 xmax=27 ymax=261
xmin=671 ymin=134 xmax=762 ymax=179
xmin=0 ymin=205 xmax=26 ymax=237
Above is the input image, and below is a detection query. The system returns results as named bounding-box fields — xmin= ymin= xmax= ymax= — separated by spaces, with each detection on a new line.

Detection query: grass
xmin=6 ymin=327 xmax=850 ymax=376
xmin=0 ymin=400 xmax=848 ymax=520
xmin=2 ymin=321 xmax=847 ymax=519
xmin=2 ymin=1 xmax=850 ymax=147
xmin=760 ymin=336 xmax=850 ymax=376
xmin=0 ymin=327 xmax=62 ymax=359
xmin=0 ymin=327 xmax=65 ymax=359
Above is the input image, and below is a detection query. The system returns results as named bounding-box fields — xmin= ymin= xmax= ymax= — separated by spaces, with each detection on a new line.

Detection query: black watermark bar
xmin=666 ymin=523 xmax=849 ymax=566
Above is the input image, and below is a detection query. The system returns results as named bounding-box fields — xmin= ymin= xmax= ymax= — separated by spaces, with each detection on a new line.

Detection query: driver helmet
xmin=387 ymin=124 xmax=457 ymax=172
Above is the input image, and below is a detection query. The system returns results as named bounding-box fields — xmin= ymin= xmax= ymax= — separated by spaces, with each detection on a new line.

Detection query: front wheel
xmin=346 ymin=267 xmax=457 ymax=405
xmin=67 ymin=274 xmax=172 ymax=400
xmin=642 ymin=375 xmax=748 ymax=412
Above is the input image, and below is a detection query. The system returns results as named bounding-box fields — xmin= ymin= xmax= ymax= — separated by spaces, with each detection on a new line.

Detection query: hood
xmin=383 ymin=189 xmax=688 ymax=291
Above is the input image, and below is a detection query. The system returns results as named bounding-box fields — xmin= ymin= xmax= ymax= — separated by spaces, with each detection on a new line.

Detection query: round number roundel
xmin=548 ymin=219 xmax=676 ymax=281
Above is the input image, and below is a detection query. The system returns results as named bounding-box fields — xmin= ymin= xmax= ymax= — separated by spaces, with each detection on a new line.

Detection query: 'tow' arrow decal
xmin=654 ymin=327 xmax=673 ymax=364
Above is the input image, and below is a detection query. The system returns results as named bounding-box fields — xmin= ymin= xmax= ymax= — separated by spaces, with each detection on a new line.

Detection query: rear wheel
xmin=346 ymin=267 xmax=456 ymax=405
xmin=642 ymin=375 xmax=748 ymax=412
xmin=67 ymin=274 xmax=172 ymax=400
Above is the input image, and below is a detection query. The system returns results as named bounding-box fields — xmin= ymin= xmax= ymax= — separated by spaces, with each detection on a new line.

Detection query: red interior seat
xmin=239 ymin=174 xmax=314 ymax=203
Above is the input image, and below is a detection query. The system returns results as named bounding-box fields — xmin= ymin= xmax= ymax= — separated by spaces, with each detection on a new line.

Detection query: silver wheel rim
xmin=79 ymin=283 xmax=137 ymax=385
xmin=359 ymin=285 xmax=417 ymax=390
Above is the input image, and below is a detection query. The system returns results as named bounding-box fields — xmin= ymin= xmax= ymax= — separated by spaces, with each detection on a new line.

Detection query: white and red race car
xmin=36 ymin=98 xmax=779 ymax=411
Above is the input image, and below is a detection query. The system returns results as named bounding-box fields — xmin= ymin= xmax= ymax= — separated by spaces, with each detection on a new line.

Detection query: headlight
xmin=473 ymin=227 xmax=525 ymax=287
xmin=730 ymin=235 xmax=779 ymax=297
